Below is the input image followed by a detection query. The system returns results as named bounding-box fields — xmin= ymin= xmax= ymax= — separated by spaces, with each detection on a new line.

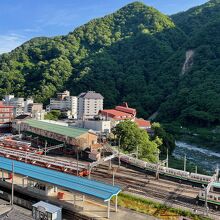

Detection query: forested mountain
xmin=158 ymin=0 xmax=220 ymax=126
xmin=1 ymin=1 xmax=220 ymax=127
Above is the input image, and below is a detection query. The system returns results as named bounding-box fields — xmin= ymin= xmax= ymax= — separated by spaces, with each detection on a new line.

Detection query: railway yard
xmin=0 ymin=134 xmax=220 ymax=219
xmin=52 ymin=154 xmax=220 ymax=219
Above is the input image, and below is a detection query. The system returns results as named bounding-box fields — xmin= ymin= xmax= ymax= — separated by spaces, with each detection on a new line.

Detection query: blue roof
xmin=0 ymin=157 xmax=121 ymax=201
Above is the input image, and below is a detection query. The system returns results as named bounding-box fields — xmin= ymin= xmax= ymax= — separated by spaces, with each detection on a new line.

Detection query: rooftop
xmin=32 ymin=201 xmax=61 ymax=213
xmin=100 ymin=109 xmax=133 ymax=119
xmin=14 ymin=114 xmax=31 ymax=120
xmin=0 ymin=157 xmax=121 ymax=201
xmin=115 ymin=105 xmax=136 ymax=116
xmin=78 ymin=91 xmax=103 ymax=99
xmin=212 ymin=182 xmax=220 ymax=188
xmin=135 ymin=118 xmax=151 ymax=128
xmin=24 ymin=119 xmax=89 ymax=138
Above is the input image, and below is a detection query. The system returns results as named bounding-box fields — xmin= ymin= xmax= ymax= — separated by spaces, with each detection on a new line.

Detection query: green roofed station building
xmin=20 ymin=119 xmax=98 ymax=151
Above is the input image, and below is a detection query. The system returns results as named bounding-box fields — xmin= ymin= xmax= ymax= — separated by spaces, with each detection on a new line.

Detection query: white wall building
xmin=77 ymin=91 xmax=103 ymax=119
xmin=3 ymin=95 xmax=35 ymax=117
xmin=32 ymin=201 xmax=62 ymax=220
xmin=48 ymin=91 xmax=78 ymax=119
xmin=74 ymin=119 xmax=111 ymax=133
xmin=3 ymin=95 xmax=44 ymax=119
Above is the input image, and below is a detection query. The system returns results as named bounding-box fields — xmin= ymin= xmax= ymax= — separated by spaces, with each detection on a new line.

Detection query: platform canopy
xmin=0 ymin=157 xmax=121 ymax=201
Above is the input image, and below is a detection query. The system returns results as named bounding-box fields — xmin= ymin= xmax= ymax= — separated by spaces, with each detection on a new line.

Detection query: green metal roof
xmin=212 ymin=182 xmax=220 ymax=188
xmin=25 ymin=119 xmax=89 ymax=138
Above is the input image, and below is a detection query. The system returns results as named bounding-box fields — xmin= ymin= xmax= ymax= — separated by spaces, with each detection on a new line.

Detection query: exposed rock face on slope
xmin=181 ymin=50 xmax=194 ymax=75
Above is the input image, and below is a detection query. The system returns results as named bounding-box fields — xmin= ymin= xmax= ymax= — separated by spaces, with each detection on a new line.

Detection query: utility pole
xmin=76 ymin=147 xmax=79 ymax=176
xmin=118 ymin=136 xmax=121 ymax=168
xmin=166 ymin=148 xmax=169 ymax=168
xmin=11 ymin=162 xmax=14 ymax=206
xmin=195 ymin=165 xmax=197 ymax=174
xmin=18 ymin=123 xmax=21 ymax=138
xmin=184 ymin=154 xmax=187 ymax=171
xmin=136 ymin=145 xmax=139 ymax=159
xmin=204 ymin=186 xmax=208 ymax=216
xmin=112 ymin=167 xmax=117 ymax=186
xmin=44 ymin=140 xmax=47 ymax=156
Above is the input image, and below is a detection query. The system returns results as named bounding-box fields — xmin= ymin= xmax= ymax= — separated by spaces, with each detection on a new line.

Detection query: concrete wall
xmin=74 ymin=120 xmax=111 ymax=133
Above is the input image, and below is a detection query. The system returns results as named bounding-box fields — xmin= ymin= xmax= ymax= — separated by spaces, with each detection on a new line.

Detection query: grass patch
xmin=112 ymin=193 xmax=210 ymax=220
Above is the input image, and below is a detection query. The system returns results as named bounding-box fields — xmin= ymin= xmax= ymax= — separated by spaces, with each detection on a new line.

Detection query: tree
xmin=44 ymin=110 xmax=61 ymax=121
xmin=113 ymin=120 xmax=161 ymax=162
xmin=151 ymin=122 xmax=175 ymax=155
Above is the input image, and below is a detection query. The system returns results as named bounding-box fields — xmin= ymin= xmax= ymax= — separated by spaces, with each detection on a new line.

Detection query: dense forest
xmin=0 ymin=0 xmax=220 ymax=127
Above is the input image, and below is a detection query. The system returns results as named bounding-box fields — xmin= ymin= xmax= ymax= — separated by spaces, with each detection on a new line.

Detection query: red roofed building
xmin=0 ymin=101 xmax=14 ymax=130
xmin=99 ymin=102 xmax=136 ymax=127
xmin=135 ymin=118 xmax=151 ymax=129
xmin=99 ymin=109 xmax=134 ymax=120
xmin=115 ymin=102 xmax=136 ymax=117
xmin=99 ymin=102 xmax=152 ymax=131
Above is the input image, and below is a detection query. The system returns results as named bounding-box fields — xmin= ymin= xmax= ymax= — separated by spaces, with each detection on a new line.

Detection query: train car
xmin=163 ymin=167 xmax=190 ymax=180
xmin=189 ymin=173 xmax=212 ymax=184
xmin=198 ymin=190 xmax=220 ymax=210
xmin=145 ymin=162 xmax=158 ymax=171
xmin=120 ymin=155 xmax=131 ymax=164
xmin=133 ymin=158 xmax=147 ymax=169
xmin=117 ymin=152 xmax=213 ymax=185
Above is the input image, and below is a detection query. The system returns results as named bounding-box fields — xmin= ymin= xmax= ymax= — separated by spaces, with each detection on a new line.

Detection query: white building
xmin=48 ymin=90 xmax=78 ymax=119
xmin=77 ymin=91 xmax=103 ymax=119
xmin=3 ymin=95 xmax=44 ymax=119
xmin=32 ymin=201 xmax=62 ymax=220
xmin=74 ymin=119 xmax=111 ymax=133
xmin=3 ymin=95 xmax=35 ymax=117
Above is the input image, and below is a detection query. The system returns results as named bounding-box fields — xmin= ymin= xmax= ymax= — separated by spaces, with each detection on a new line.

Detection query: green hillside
xmin=1 ymin=1 xmax=220 ymax=128
xmin=158 ymin=0 xmax=220 ymax=126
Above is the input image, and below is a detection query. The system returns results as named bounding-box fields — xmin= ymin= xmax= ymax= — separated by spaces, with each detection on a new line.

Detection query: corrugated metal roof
xmin=24 ymin=119 xmax=89 ymax=138
xmin=212 ymin=182 xmax=220 ymax=188
xmin=0 ymin=157 xmax=121 ymax=201
xmin=33 ymin=201 xmax=61 ymax=213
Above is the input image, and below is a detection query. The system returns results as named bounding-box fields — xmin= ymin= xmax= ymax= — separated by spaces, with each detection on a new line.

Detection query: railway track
xmin=90 ymin=163 xmax=220 ymax=219
xmin=93 ymin=165 xmax=200 ymax=194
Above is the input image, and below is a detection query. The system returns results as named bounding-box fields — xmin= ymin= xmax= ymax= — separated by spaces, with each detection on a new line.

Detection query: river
xmin=173 ymin=141 xmax=220 ymax=173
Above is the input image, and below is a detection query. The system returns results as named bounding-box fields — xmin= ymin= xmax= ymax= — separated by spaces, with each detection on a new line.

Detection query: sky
xmin=0 ymin=0 xmax=208 ymax=54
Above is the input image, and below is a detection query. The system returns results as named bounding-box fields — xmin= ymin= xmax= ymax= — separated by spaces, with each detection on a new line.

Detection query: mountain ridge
xmin=0 ymin=1 xmax=220 ymax=127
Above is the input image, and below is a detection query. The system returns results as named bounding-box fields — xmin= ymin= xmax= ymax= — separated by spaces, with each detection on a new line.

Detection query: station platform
xmin=0 ymin=171 xmax=157 ymax=220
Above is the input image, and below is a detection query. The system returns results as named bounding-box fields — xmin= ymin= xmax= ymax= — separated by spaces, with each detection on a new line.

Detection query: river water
xmin=173 ymin=141 xmax=220 ymax=173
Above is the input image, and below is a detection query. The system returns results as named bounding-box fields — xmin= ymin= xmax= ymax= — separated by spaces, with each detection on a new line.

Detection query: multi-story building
xmin=77 ymin=91 xmax=103 ymax=119
xmin=99 ymin=102 xmax=151 ymax=130
xmin=48 ymin=91 xmax=78 ymax=119
xmin=0 ymin=102 xmax=14 ymax=129
xmin=3 ymin=95 xmax=34 ymax=117
xmin=3 ymin=95 xmax=44 ymax=120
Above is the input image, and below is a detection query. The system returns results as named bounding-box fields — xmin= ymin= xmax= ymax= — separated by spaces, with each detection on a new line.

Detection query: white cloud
xmin=0 ymin=33 xmax=27 ymax=54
